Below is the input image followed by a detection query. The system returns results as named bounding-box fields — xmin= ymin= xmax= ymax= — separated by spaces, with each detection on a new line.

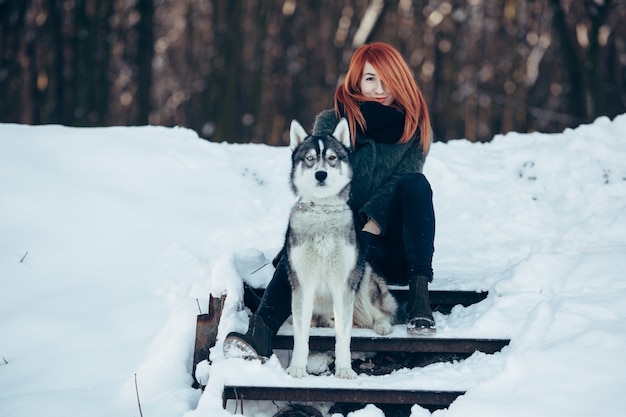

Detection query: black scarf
xmin=357 ymin=101 xmax=405 ymax=144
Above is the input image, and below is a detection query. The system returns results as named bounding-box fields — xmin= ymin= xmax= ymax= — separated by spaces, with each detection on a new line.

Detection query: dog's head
xmin=289 ymin=118 xmax=352 ymax=200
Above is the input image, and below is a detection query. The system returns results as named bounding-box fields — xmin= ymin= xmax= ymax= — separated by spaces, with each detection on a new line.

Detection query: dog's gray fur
xmin=284 ymin=118 xmax=397 ymax=379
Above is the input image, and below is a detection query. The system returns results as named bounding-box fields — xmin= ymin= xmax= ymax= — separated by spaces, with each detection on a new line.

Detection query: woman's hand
xmin=362 ymin=218 xmax=381 ymax=235
xmin=360 ymin=218 xmax=382 ymax=265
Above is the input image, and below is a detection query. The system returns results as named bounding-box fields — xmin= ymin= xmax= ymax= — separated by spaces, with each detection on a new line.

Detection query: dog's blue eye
xmin=306 ymin=155 xmax=316 ymax=162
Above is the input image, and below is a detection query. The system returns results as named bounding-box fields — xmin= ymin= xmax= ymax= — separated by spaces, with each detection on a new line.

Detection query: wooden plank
xmin=223 ymin=386 xmax=465 ymax=409
xmin=244 ymin=286 xmax=489 ymax=315
xmin=390 ymin=290 xmax=488 ymax=314
xmin=409 ymin=290 xmax=487 ymax=307
xmin=272 ymin=336 xmax=510 ymax=354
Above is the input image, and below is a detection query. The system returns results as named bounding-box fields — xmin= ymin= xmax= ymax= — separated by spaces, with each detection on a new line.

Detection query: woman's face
xmin=360 ymin=62 xmax=394 ymax=106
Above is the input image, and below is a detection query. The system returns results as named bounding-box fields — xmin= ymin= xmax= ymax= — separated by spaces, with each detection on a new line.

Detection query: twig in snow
xmin=196 ymin=298 xmax=203 ymax=314
xmin=135 ymin=373 xmax=144 ymax=417
xmin=2 ymin=357 xmax=8 ymax=365
xmin=250 ymin=262 xmax=270 ymax=275
xmin=20 ymin=251 xmax=29 ymax=263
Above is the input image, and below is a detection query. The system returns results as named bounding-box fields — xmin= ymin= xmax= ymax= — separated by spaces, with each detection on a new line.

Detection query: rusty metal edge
xmin=192 ymin=294 xmax=226 ymax=388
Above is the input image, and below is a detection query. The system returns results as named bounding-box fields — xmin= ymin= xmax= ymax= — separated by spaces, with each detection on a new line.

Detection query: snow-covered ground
xmin=1 ymin=114 xmax=625 ymax=417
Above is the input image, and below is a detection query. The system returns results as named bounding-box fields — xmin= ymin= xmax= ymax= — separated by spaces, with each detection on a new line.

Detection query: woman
xmin=224 ymin=42 xmax=435 ymax=361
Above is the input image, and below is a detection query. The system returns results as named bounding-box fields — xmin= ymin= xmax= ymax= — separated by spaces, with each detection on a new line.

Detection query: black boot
xmin=223 ymin=314 xmax=275 ymax=361
xmin=406 ymin=275 xmax=436 ymax=336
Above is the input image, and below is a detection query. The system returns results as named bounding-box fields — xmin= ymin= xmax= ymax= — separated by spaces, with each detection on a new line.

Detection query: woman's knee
xmin=397 ymin=173 xmax=432 ymax=199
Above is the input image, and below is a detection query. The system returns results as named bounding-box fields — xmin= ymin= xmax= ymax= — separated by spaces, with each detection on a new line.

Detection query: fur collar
xmin=295 ymin=200 xmax=351 ymax=214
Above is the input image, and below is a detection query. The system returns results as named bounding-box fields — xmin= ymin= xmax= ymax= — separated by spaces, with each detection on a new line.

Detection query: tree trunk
xmin=136 ymin=0 xmax=154 ymax=125
xmin=549 ymin=0 xmax=589 ymax=121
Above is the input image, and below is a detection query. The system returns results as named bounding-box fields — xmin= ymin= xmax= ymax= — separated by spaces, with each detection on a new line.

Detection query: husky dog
xmin=285 ymin=118 xmax=397 ymax=379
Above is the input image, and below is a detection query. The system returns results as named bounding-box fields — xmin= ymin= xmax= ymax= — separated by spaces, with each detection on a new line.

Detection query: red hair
xmin=334 ymin=42 xmax=431 ymax=153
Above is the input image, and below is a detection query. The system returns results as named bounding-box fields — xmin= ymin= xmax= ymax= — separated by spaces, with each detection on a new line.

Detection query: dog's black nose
xmin=315 ymin=171 xmax=327 ymax=182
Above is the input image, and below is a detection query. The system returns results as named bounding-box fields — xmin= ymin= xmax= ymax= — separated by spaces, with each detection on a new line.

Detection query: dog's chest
xmin=288 ymin=206 xmax=356 ymax=266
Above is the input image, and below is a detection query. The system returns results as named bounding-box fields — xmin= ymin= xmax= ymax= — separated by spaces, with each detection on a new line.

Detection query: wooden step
xmin=245 ymin=285 xmax=488 ymax=315
xmin=272 ymin=335 xmax=510 ymax=354
xmin=270 ymin=334 xmax=510 ymax=374
xmin=223 ymin=386 xmax=465 ymax=412
xmin=216 ymin=288 xmax=507 ymax=414
xmin=392 ymin=289 xmax=487 ymax=314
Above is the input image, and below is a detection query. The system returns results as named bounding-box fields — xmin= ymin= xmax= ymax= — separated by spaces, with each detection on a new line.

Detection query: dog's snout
xmin=315 ymin=171 xmax=328 ymax=182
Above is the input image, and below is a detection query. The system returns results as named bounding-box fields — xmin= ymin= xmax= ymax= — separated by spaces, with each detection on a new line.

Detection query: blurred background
xmin=1 ymin=0 xmax=625 ymax=144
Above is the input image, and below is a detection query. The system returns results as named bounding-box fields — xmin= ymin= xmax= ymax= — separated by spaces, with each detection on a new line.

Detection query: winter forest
xmin=1 ymin=0 xmax=625 ymax=145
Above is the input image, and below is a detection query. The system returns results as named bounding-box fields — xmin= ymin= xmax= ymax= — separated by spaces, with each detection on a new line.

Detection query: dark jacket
xmin=312 ymin=104 xmax=427 ymax=235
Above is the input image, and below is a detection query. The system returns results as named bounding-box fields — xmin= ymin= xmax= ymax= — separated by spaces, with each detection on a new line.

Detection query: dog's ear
xmin=289 ymin=119 xmax=308 ymax=150
xmin=332 ymin=118 xmax=351 ymax=149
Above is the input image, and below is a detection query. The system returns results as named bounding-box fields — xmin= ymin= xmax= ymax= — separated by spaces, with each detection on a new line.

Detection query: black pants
xmin=257 ymin=172 xmax=435 ymax=334
xmin=373 ymin=172 xmax=435 ymax=284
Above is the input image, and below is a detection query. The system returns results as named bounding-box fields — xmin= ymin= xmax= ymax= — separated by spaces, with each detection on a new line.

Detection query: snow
xmin=1 ymin=115 xmax=625 ymax=417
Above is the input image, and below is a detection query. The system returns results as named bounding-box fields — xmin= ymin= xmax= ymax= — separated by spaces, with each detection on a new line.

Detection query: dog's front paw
xmin=335 ymin=367 xmax=358 ymax=379
xmin=373 ymin=320 xmax=393 ymax=335
xmin=287 ymin=366 xmax=308 ymax=378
